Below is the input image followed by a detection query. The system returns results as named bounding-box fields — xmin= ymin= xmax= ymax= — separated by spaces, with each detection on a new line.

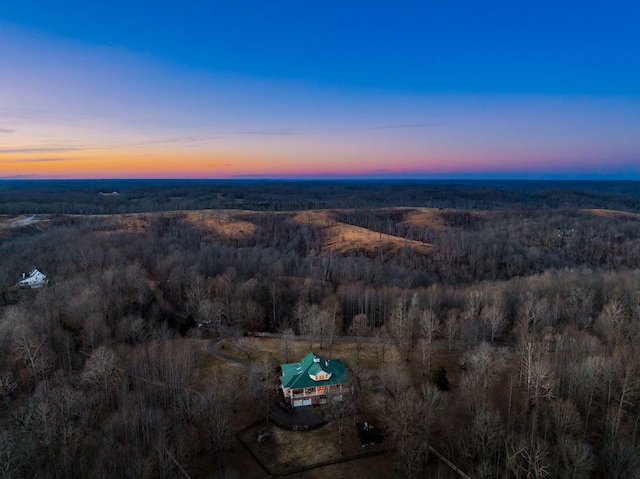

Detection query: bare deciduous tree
xmin=322 ymin=390 xmax=354 ymax=455
xmin=281 ymin=327 xmax=296 ymax=362
xmin=348 ymin=313 xmax=368 ymax=362
xmin=82 ymin=346 xmax=122 ymax=398
xmin=482 ymin=302 xmax=506 ymax=342
xmin=298 ymin=303 xmax=322 ymax=351
xmin=506 ymin=434 xmax=552 ymax=479
xmin=240 ymin=299 xmax=264 ymax=332
xmin=568 ymin=355 xmax=608 ymax=440
xmin=444 ymin=309 xmax=460 ymax=351
xmin=236 ymin=336 xmax=258 ymax=359
xmin=379 ymin=349 xmax=410 ymax=413
xmin=548 ymin=399 xmax=582 ymax=440
xmin=595 ymin=299 xmax=627 ymax=353
xmin=386 ymin=383 xmax=445 ymax=478
xmin=196 ymin=380 xmax=235 ymax=461
xmin=197 ymin=298 xmax=226 ymax=332
xmin=386 ymin=297 xmax=413 ymax=361
xmin=460 ymin=406 xmax=502 ymax=476
xmin=528 ymin=358 xmax=557 ymax=408
xmin=81 ymin=314 xmax=109 ymax=351
xmin=12 ymin=325 xmax=54 ymax=381
xmin=317 ymin=309 xmax=332 ymax=350
xmin=556 ymin=436 xmax=594 ymax=479
xmin=418 ymin=308 xmax=439 ymax=373
xmin=460 ymin=342 xmax=507 ymax=413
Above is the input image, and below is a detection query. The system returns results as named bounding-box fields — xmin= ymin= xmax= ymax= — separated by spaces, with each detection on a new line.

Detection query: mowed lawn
xmin=238 ymin=419 xmax=387 ymax=475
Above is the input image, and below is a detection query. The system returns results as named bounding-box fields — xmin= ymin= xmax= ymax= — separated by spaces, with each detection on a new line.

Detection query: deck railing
xmin=290 ymin=385 xmax=348 ymax=399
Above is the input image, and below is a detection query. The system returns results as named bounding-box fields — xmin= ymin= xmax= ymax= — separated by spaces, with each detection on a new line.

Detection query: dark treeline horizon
xmin=2 ymin=179 xmax=640 ymax=214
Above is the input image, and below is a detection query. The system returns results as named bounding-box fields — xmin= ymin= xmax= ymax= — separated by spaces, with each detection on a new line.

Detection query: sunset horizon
xmin=2 ymin=2 xmax=639 ymax=180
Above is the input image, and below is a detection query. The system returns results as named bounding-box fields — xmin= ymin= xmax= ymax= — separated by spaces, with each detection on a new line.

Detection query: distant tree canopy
xmin=1 ymin=181 xmax=640 ymax=478
xmin=2 ymin=179 xmax=640 ymax=215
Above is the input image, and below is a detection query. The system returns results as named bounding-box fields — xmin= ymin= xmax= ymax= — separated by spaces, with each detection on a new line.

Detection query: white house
xmin=18 ymin=269 xmax=49 ymax=288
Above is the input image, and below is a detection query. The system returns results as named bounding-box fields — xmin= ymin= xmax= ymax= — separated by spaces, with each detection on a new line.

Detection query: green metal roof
xmin=280 ymin=352 xmax=348 ymax=390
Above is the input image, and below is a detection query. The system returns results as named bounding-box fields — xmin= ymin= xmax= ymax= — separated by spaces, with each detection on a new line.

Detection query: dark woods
xmin=2 ymin=179 xmax=640 ymax=214
xmin=1 ymin=180 xmax=640 ymax=478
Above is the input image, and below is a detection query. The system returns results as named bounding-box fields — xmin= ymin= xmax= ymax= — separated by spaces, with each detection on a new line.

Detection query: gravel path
xmin=207 ymin=336 xmax=253 ymax=371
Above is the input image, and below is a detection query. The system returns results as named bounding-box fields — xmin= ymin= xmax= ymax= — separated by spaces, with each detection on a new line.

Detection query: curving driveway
xmin=207 ymin=336 xmax=253 ymax=371
xmin=206 ymin=334 xmax=326 ymax=428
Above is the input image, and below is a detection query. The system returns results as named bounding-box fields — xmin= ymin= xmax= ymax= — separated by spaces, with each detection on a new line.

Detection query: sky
xmin=1 ymin=1 xmax=639 ymax=180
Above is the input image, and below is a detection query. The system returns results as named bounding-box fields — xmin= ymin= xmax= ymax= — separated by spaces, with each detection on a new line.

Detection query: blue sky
xmin=1 ymin=1 xmax=639 ymax=179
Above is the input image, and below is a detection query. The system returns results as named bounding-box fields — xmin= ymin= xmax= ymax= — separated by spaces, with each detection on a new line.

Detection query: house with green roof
xmin=280 ymin=352 xmax=349 ymax=407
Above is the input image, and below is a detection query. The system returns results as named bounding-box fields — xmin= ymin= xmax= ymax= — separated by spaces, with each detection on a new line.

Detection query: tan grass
xmin=62 ymin=208 xmax=444 ymax=254
xmin=583 ymin=208 xmax=640 ymax=219
xmin=287 ymin=453 xmax=453 ymax=479
xmin=79 ymin=212 xmax=155 ymax=232
xmin=239 ymin=419 xmax=375 ymax=474
xmin=403 ymin=207 xmax=489 ymax=229
xmin=183 ymin=210 xmax=257 ymax=240
xmin=102 ymin=210 xmax=258 ymax=238
xmin=91 ymin=210 xmax=258 ymax=239
xmin=220 ymin=336 xmax=393 ymax=370
xmin=112 ymin=214 xmax=153 ymax=232
xmin=291 ymin=210 xmax=431 ymax=257
xmin=190 ymin=338 xmax=248 ymax=386
xmin=400 ymin=208 xmax=448 ymax=232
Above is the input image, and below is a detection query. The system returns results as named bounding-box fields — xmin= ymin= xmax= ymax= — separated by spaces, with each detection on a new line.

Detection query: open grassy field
xmin=238 ymin=419 xmax=388 ymax=475
xmin=292 ymin=209 xmax=432 ymax=256
xmin=183 ymin=210 xmax=258 ymax=241
xmin=217 ymin=335 xmax=464 ymax=382
xmin=51 ymin=207 xmax=441 ymax=257
xmin=583 ymin=208 xmax=640 ymax=219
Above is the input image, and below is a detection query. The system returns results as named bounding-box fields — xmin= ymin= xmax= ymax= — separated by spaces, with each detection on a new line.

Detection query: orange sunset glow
xmin=1 ymin=3 xmax=640 ymax=180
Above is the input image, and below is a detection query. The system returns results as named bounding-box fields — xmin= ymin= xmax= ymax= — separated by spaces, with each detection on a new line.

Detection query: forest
xmin=1 ymin=180 xmax=640 ymax=478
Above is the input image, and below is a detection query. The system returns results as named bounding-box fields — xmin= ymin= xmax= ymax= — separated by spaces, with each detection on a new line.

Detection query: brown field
xmin=95 ymin=207 xmax=439 ymax=257
xmin=583 ymin=208 xmax=640 ymax=219
xmin=108 ymin=213 xmax=153 ymax=232
xmin=192 ymin=339 xmax=247 ymax=381
xmin=400 ymin=207 xmax=448 ymax=232
xmin=292 ymin=210 xmax=432 ymax=256
xmin=101 ymin=209 xmax=258 ymax=240
xmin=183 ymin=210 xmax=257 ymax=240
xmin=218 ymin=335 xmax=462 ymax=372
xmin=6 ymin=206 xmax=501 ymax=258
xmin=400 ymin=207 xmax=488 ymax=230
xmin=238 ymin=419 xmax=384 ymax=474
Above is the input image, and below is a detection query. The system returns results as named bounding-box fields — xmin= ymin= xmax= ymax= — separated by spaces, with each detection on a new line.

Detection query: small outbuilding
xmin=18 ymin=269 xmax=49 ymax=288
